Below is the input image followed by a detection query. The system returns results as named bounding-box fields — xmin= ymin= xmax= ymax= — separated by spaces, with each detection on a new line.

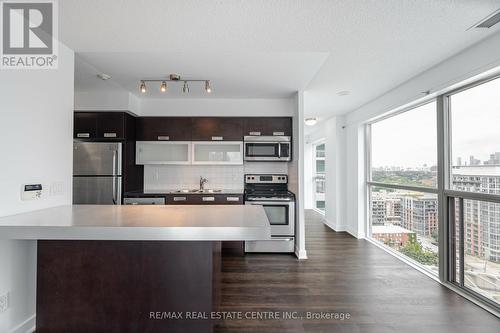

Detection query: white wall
xmin=288 ymin=92 xmax=307 ymax=259
xmin=322 ymin=116 xmax=346 ymax=232
xmin=343 ymin=30 xmax=500 ymax=239
xmin=140 ymin=97 xmax=294 ymax=117
xmin=74 ymin=91 xmax=140 ymax=114
xmin=74 ymin=94 xmax=293 ymax=118
xmin=0 ymin=44 xmax=75 ymax=332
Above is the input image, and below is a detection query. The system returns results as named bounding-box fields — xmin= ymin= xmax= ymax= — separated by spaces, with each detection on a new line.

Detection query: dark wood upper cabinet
xmin=74 ymin=112 xmax=97 ymax=139
xmin=75 ymin=114 xmax=291 ymax=141
xmin=136 ymin=117 xmax=192 ymax=141
xmin=74 ymin=112 xmax=133 ymax=140
xmin=191 ymin=117 xmax=243 ymax=141
xmin=96 ymin=112 xmax=125 ymax=139
xmin=244 ymin=117 xmax=292 ymax=137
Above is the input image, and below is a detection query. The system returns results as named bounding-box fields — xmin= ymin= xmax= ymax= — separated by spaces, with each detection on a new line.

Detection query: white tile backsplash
xmin=244 ymin=162 xmax=288 ymax=175
xmin=144 ymin=162 xmax=288 ymax=191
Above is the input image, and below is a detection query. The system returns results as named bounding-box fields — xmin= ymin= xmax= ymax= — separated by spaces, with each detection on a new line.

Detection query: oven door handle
xmin=245 ymin=201 xmax=292 ymax=206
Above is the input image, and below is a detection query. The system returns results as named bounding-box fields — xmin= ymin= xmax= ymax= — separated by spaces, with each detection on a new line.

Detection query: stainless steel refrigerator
xmin=73 ymin=142 xmax=122 ymax=204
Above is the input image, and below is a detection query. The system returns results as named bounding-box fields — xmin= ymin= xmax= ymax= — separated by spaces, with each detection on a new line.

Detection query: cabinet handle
xmin=158 ymin=135 xmax=170 ymax=141
xmin=76 ymin=133 xmax=90 ymax=138
xmin=202 ymin=196 xmax=215 ymax=201
xmin=211 ymin=136 xmax=223 ymax=141
xmin=226 ymin=197 xmax=240 ymax=202
xmin=273 ymin=131 xmax=285 ymax=136
xmin=104 ymin=132 xmax=117 ymax=138
xmin=173 ymin=196 xmax=186 ymax=201
xmin=249 ymin=131 xmax=261 ymax=136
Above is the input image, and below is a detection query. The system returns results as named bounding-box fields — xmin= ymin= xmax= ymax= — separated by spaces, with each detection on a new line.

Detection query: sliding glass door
xmin=445 ymin=76 xmax=500 ymax=307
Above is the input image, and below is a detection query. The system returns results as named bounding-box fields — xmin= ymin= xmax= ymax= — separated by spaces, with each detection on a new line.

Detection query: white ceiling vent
xmin=474 ymin=8 xmax=500 ymax=29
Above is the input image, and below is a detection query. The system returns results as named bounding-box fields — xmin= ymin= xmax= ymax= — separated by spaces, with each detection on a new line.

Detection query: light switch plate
xmin=0 ymin=292 xmax=9 ymax=312
xmin=50 ymin=181 xmax=65 ymax=195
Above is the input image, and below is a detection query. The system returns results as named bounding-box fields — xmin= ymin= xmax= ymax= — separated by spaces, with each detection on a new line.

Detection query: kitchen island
xmin=0 ymin=205 xmax=271 ymax=333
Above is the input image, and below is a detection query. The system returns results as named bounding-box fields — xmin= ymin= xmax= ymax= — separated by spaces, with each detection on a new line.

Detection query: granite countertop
xmin=0 ymin=205 xmax=270 ymax=241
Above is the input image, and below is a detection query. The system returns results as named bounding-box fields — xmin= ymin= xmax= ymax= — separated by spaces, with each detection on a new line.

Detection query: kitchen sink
xmin=174 ymin=189 xmax=222 ymax=193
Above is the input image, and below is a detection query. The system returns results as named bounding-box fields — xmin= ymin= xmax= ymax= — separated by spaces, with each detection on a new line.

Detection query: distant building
xmin=386 ymin=199 xmax=402 ymax=226
xmin=372 ymin=225 xmax=416 ymax=250
xmin=371 ymin=194 xmax=387 ymax=226
xmin=484 ymin=152 xmax=500 ymax=165
xmin=401 ymin=195 xmax=438 ymax=237
xmin=452 ymin=165 xmax=500 ymax=262
xmin=469 ymin=155 xmax=481 ymax=166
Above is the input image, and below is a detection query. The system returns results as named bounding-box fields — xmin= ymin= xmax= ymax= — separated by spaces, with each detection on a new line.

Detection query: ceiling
xmin=75 ymin=52 xmax=329 ymax=98
xmin=63 ymin=0 xmax=500 ymax=118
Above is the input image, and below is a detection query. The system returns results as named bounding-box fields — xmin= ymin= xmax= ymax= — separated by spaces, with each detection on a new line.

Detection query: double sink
xmin=173 ymin=189 xmax=223 ymax=194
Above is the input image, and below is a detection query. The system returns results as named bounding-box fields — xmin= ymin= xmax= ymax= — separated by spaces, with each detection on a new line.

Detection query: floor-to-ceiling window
xmin=366 ymin=74 xmax=500 ymax=312
xmin=313 ymin=142 xmax=325 ymax=214
xmin=446 ymin=76 xmax=500 ymax=308
xmin=368 ymin=101 xmax=439 ymax=275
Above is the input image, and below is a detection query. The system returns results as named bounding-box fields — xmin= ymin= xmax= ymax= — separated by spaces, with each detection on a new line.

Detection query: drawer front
xmin=123 ymin=197 xmax=166 ymax=205
xmin=165 ymin=194 xmax=243 ymax=205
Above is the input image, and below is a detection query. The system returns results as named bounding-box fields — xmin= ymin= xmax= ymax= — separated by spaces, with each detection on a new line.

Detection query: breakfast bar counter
xmin=0 ymin=205 xmax=271 ymax=333
xmin=0 ymin=204 xmax=271 ymax=240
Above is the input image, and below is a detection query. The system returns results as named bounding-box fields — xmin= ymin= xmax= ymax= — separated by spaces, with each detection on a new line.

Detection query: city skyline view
xmin=372 ymin=76 xmax=500 ymax=169
xmin=370 ymin=75 xmax=500 ymax=306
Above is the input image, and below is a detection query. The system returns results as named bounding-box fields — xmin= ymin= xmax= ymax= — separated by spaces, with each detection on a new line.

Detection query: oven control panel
xmin=245 ymin=174 xmax=287 ymax=184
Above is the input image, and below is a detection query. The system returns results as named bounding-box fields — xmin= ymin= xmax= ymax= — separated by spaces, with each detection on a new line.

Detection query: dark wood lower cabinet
xmin=221 ymin=241 xmax=245 ymax=257
xmin=36 ymin=240 xmax=221 ymax=333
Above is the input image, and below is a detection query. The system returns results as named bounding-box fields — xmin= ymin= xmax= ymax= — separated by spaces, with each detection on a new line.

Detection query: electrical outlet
xmin=0 ymin=292 xmax=9 ymax=312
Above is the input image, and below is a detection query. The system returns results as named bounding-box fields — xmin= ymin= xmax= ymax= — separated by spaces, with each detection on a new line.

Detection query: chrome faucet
xmin=200 ymin=176 xmax=208 ymax=190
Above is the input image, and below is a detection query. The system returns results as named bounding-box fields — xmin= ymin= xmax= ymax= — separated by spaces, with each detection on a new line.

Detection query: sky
xmin=371 ymin=76 xmax=500 ymax=168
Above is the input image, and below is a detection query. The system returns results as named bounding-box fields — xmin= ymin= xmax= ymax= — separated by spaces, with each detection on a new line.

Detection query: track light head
xmin=140 ymin=81 xmax=146 ymax=93
xmin=205 ymin=80 xmax=212 ymax=93
xmin=182 ymin=81 xmax=189 ymax=93
xmin=160 ymin=81 xmax=167 ymax=92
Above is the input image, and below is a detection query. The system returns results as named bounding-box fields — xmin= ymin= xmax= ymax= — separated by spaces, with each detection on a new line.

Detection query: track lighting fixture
xmin=138 ymin=74 xmax=211 ymax=94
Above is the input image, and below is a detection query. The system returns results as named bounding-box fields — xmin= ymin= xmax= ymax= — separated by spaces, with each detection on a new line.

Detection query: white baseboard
xmin=9 ymin=314 xmax=35 ymax=333
xmin=322 ymin=219 xmax=347 ymax=232
xmin=294 ymin=245 xmax=308 ymax=259
xmin=346 ymin=226 xmax=365 ymax=239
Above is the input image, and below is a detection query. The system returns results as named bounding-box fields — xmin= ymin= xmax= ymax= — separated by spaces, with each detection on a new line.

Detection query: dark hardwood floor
xmin=215 ymin=210 xmax=500 ymax=332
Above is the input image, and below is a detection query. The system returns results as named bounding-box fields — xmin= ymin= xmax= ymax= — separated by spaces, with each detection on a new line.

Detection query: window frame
xmin=365 ymin=72 xmax=500 ymax=314
xmin=442 ymin=75 xmax=500 ymax=311
xmin=366 ymin=99 xmax=440 ymax=277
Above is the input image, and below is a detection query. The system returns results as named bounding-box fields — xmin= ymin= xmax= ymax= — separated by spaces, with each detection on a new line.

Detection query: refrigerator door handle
xmin=112 ymin=150 xmax=117 ymax=204
xmin=112 ymin=150 xmax=117 ymax=177
xmin=113 ymin=176 xmax=122 ymax=205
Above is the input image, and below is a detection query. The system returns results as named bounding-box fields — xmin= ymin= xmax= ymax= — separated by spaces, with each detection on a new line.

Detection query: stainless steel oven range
xmin=244 ymin=174 xmax=295 ymax=253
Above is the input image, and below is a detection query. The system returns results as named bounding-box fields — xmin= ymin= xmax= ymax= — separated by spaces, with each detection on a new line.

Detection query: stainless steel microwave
xmin=243 ymin=136 xmax=291 ymax=161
